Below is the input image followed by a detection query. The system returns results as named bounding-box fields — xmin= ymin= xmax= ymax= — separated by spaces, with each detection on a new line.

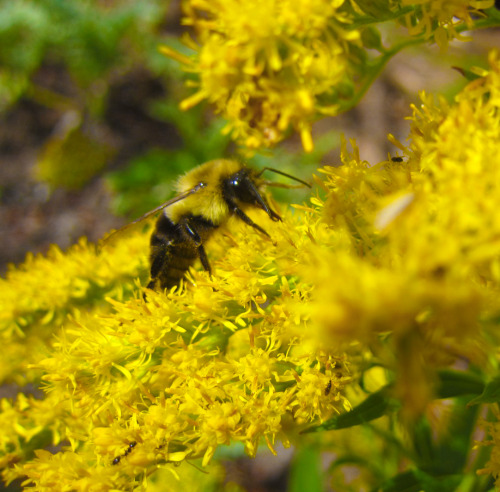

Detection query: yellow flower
xmin=0 ymin=231 xmax=149 ymax=385
xmin=4 ymin=48 xmax=500 ymax=490
xmin=19 ymin=448 xmax=133 ymax=492
xmin=162 ymin=0 xmax=498 ymax=152
xmin=232 ymin=347 xmax=276 ymax=393
xmin=306 ymin=50 xmax=500 ymax=418
xmin=1 ymin=205 xmax=355 ymax=489
xmin=400 ymin=0 xmax=494 ymax=47
xmin=165 ymin=0 xmax=360 ymax=151
xmin=288 ymin=361 xmax=350 ymax=423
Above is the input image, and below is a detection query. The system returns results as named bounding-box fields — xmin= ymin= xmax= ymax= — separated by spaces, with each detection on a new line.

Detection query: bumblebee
xmin=105 ymin=159 xmax=308 ymax=291
xmin=147 ymin=159 xmax=310 ymax=290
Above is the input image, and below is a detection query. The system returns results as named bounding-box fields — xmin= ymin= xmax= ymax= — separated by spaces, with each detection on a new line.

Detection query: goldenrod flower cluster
xmin=305 ymin=49 xmax=500 ymax=420
xmin=0 ymin=212 xmax=352 ymax=490
xmin=2 ymin=46 xmax=500 ymax=491
xmin=0 ymin=234 xmax=149 ymax=385
xmin=163 ymin=0 xmax=494 ymax=151
xmin=168 ymin=0 xmax=360 ymax=152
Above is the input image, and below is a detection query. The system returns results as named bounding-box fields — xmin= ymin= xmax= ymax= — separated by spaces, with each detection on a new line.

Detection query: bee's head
xmin=223 ymin=168 xmax=281 ymax=221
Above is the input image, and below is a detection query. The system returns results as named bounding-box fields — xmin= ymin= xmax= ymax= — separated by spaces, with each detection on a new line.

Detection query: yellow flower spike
xmin=234 ymin=315 xmax=247 ymax=328
xmin=374 ymin=192 xmax=415 ymax=230
xmin=160 ymin=0 xmax=361 ymax=150
xmin=232 ymin=347 xmax=276 ymax=394
xmin=189 ymin=321 xmax=208 ymax=343
xmin=264 ymin=435 xmax=277 ymax=456
xmin=13 ymin=422 xmax=44 ymax=443
xmin=0 ymin=229 xmax=148 ymax=385
xmin=387 ymin=133 xmax=407 ymax=152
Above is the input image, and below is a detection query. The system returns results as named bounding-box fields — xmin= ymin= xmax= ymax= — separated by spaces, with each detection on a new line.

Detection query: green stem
xmin=337 ymin=36 xmax=425 ymax=114
xmin=338 ymin=10 xmax=500 ymax=114
xmin=347 ymin=5 xmax=416 ymax=28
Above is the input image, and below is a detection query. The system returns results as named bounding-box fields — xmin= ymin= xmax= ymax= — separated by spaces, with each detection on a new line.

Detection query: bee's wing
xmin=101 ymin=182 xmax=206 ymax=246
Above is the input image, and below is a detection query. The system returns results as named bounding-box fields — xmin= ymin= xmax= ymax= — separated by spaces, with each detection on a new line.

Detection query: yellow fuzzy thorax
xmin=166 ymin=159 xmax=250 ymax=224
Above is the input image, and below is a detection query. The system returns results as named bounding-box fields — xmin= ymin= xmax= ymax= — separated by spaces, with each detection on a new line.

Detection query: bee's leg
xmin=147 ymin=249 xmax=166 ymax=289
xmin=196 ymin=244 xmax=211 ymax=275
xmin=147 ymin=234 xmax=170 ymax=290
xmin=229 ymin=203 xmax=271 ymax=238
xmin=267 ymin=207 xmax=282 ymax=222
xmin=253 ymin=192 xmax=281 ymax=222
xmin=183 ymin=221 xmax=212 ymax=276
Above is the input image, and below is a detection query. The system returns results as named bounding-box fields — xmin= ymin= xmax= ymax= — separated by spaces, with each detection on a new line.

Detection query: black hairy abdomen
xmin=148 ymin=213 xmax=216 ymax=290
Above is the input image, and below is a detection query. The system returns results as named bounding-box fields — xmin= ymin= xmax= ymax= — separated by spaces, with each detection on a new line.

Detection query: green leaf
xmin=361 ymin=26 xmax=382 ymax=51
xmin=436 ymin=369 xmax=484 ymax=399
xmin=289 ymin=446 xmax=323 ymax=492
xmin=377 ymin=470 xmax=462 ymax=492
xmin=303 ymin=387 xmax=399 ymax=433
xmin=411 ymin=418 xmax=434 ymax=470
xmin=451 ymin=66 xmax=483 ymax=82
xmin=36 ymin=114 xmax=114 ymax=190
xmin=468 ymin=375 xmax=500 ymax=405
xmin=434 ymin=400 xmax=478 ymax=474
xmin=410 ymin=399 xmax=479 ymax=475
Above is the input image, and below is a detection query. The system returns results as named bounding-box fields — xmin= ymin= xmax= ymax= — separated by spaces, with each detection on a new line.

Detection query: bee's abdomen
xmin=148 ymin=213 xmax=216 ymax=290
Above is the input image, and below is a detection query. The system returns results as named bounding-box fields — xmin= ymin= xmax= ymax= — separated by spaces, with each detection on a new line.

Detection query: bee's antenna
xmin=257 ymin=167 xmax=311 ymax=188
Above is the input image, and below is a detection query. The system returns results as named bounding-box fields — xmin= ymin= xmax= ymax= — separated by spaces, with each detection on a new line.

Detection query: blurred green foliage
xmin=0 ymin=0 xmax=187 ymax=193
xmin=36 ymin=111 xmax=115 ymax=190
xmin=0 ymin=0 xmax=169 ymax=109
xmin=0 ymin=0 xmax=322 ymax=215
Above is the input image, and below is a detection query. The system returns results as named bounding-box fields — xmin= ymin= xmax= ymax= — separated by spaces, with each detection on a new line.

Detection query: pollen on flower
xmin=0 ymin=229 xmax=149 ymax=385
xmin=232 ymin=347 xmax=276 ymax=393
xmin=163 ymin=0 xmax=360 ymax=151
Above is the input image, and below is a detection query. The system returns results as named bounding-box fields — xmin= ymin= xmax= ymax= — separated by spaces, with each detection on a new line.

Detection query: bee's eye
xmin=223 ymin=170 xmax=256 ymax=204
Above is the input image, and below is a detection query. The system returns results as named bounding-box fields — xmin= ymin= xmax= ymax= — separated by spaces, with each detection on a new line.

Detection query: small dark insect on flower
xmin=325 ymin=379 xmax=332 ymax=396
xmin=112 ymin=441 xmax=138 ymax=465
xmin=124 ymin=441 xmax=137 ymax=456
